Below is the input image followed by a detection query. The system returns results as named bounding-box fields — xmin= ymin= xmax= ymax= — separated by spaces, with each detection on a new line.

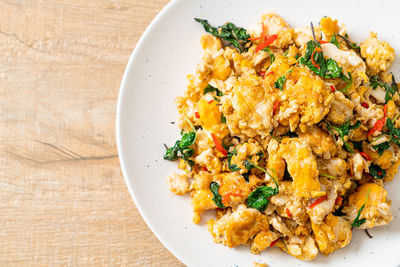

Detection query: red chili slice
xmin=311 ymin=47 xmax=322 ymax=69
xmin=273 ymin=100 xmax=280 ymax=115
xmin=318 ymin=40 xmax=329 ymax=44
xmin=211 ymin=133 xmax=228 ymax=156
xmin=286 ymin=208 xmax=292 ymax=217
xmin=259 ymin=70 xmax=266 ymax=77
xmin=335 ymin=196 xmax=343 ymax=206
xmin=361 ymin=102 xmax=369 ymax=109
xmin=367 ymin=104 xmax=387 ymax=137
xmin=270 ymin=238 xmax=279 ymax=247
xmin=360 ymin=152 xmax=372 ymax=161
xmin=195 ymin=111 xmax=200 ymax=118
xmin=308 ymin=195 xmax=328 ymax=209
xmin=330 ymin=85 xmax=336 ymax=92
xmin=255 ymin=34 xmax=278 ymax=52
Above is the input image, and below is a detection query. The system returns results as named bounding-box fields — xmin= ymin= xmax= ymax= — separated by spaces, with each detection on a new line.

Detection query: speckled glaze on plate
xmin=116 ymin=0 xmax=400 ymax=266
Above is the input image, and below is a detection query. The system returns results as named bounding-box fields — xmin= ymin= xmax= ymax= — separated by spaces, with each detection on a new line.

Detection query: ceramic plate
xmin=116 ymin=0 xmax=400 ymax=266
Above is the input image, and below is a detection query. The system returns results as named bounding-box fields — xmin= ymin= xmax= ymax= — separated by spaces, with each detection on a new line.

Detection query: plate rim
xmin=116 ymin=0 xmax=187 ymax=265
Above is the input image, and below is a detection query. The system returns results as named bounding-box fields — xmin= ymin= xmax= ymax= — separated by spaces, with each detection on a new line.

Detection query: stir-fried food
xmin=163 ymin=13 xmax=399 ymax=261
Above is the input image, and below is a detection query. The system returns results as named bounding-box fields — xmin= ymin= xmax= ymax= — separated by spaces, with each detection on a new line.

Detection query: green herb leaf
xmin=179 ymin=131 xmax=196 ymax=148
xmin=246 ymin=186 xmax=278 ymax=211
xmin=338 ymin=34 xmax=360 ymax=52
xmin=163 ymin=141 xmax=180 ymax=160
xmin=369 ymin=164 xmax=386 ymax=179
xmin=369 ymin=75 xmax=395 ymax=103
xmin=204 ymin=84 xmax=223 ymax=96
xmin=326 ymin=120 xmax=361 ymax=154
xmin=227 ymin=148 xmax=241 ymax=171
xmin=243 ymin=159 xmax=255 ymax=170
xmin=242 ymin=172 xmax=250 ymax=182
xmin=163 ymin=118 xmax=197 ymax=166
xmin=386 ymin=118 xmax=400 ymax=144
xmin=262 ymin=47 xmax=275 ymax=64
xmin=194 ymin=18 xmax=250 ymax=53
xmin=332 ymin=206 xmax=345 ymax=217
xmin=221 ymin=114 xmax=227 ymax=123
xmin=340 ymin=72 xmax=352 ymax=93
xmin=274 ymin=76 xmax=287 ymax=90
xmin=372 ymin=142 xmax=390 ymax=156
xmin=210 ymin=182 xmax=225 ymax=208
xmin=330 ymin=34 xmax=339 ymax=48
xmin=351 ymin=189 xmax=370 ymax=227
xmin=352 ymin=141 xmax=363 ymax=151
xmin=299 ymin=40 xmax=343 ymax=79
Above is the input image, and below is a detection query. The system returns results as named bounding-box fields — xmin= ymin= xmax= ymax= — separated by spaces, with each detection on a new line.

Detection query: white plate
xmin=117 ymin=0 xmax=400 ymax=266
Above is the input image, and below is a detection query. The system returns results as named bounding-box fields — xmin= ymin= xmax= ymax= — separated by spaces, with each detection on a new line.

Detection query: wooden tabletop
xmin=0 ymin=0 xmax=183 ymax=265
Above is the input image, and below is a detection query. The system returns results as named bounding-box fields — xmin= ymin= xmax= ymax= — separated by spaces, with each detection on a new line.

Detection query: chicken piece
xmin=195 ymin=148 xmax=223 ymax=173
xmin=327 ymin=91 xmax=355 ymax=125
xmin=276 ymin=235 xmax=318 ymax=261
xmin=311 ymin=214 xmax=352 ymax=255
xmin=298 ymin=126 xmax=337 ymax=159
xmin=200 ymin=34 xmax=223 ymax=54
xmin=251 ymin=229 xmax=279 ymax=254
xmin=293 ymin=26 xmax=320 ymax=48
xmin=269 ymin=213 xmax=292 ymax=237
xmin=278 ymin=138 xmax=321 ymax=197
xmin=208 ymin=205 xmax=269 ymax=247
xmin=360 ymin=32 xmax=395 ymax=74
xmin=343 ymin=183 xmax=392 ymax=229
xmin=228 ymin=72 xmax=274 ymax=136
xmin=317 ymin=157 xmax=347 ymax=178
xmin=266 ymin=139 xmax=286 ymax=180
xmin=307 ymin=188 xmax=337 ymax=224
xmin=275 ymin=66 xmax=334 ymax=131
xmin=349 ymin=153 xmax=368 ymax=180
xmin=270 ymin=181 xmax=309 ymax=225
xmin=215 ymin=172 xmax=252 ymax=207
xmin=192 ymin=189 xmax=217 ymax=224
xmin=319 ymin=17 xmax=339 ymax=40
xmin=254 ymin=12 xmax=294 ymax=48
xmin=166 ymin=172 xmax=190 ymax=195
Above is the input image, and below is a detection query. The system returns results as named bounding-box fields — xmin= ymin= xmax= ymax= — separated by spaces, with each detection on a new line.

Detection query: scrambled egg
xmin=165 ymin=13 xmax=399 ymax=261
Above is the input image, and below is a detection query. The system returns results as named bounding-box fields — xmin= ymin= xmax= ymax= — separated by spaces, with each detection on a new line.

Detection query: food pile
xmin=163 ymin=13 xmax=398 ymax=260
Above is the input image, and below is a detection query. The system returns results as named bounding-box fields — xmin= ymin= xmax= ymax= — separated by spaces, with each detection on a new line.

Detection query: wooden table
xmin=0 ymin=0 xmax=183 ymax=265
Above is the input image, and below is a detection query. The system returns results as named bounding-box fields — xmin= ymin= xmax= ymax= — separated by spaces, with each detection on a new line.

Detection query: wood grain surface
xmin=0 ymin=0 xmax=183 ymax=266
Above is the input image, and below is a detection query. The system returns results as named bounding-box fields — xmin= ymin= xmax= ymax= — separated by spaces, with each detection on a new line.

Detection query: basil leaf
xmin=326 ymin=120 xmax=361 ymax=154
xmin=262 ymin=47 xmax=275 ymax=64
xmin=243 ymin=159 xmax=255 ymax=170
xmin=340 ymin=72 xmax=352 ymax=93
xmin=274 ymin=76 xmax=287 ymax=90
xmin=221 ymin=114 xmax=227 ymax=123
xmin=204 ymin=84 xmax=223 ymax=96
xmin=338 ymin=33 xmax=360 ymax=52
xmin=370 ymin=75 xmax=395 ymax=102
xmin=194 ymin=18 xmax=250 ymax=53
xmin=246 ymin=186 xmax=278 ymax=211
xmin=242 ymin=172 xmax=250 ymax=182
xmin=325 ymin=58 xmax=342 ymax=78
xmin=387 ymin=118 xmax=400 ymax=144
xmin=351 ymin=189 xmax=369 ymax=228
xmin=373 ymin=142 xmax=390 ymax=156
xmin=163 ymin=141 xmax=180 ymax=160
xmin=179 ymin=131 xmax=196 ymax=148
xmin=330 ymin=34 xmax=339 ymax=48
xmin=332 ymin=206 xmax=345 ymax=217
xmin=210 ymin=182 xmax=225 ymax=208
xmin=227 ymin=149 xmax=240 ymax=171
xmin=369 ymin=164 xmax=386 ymax=179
